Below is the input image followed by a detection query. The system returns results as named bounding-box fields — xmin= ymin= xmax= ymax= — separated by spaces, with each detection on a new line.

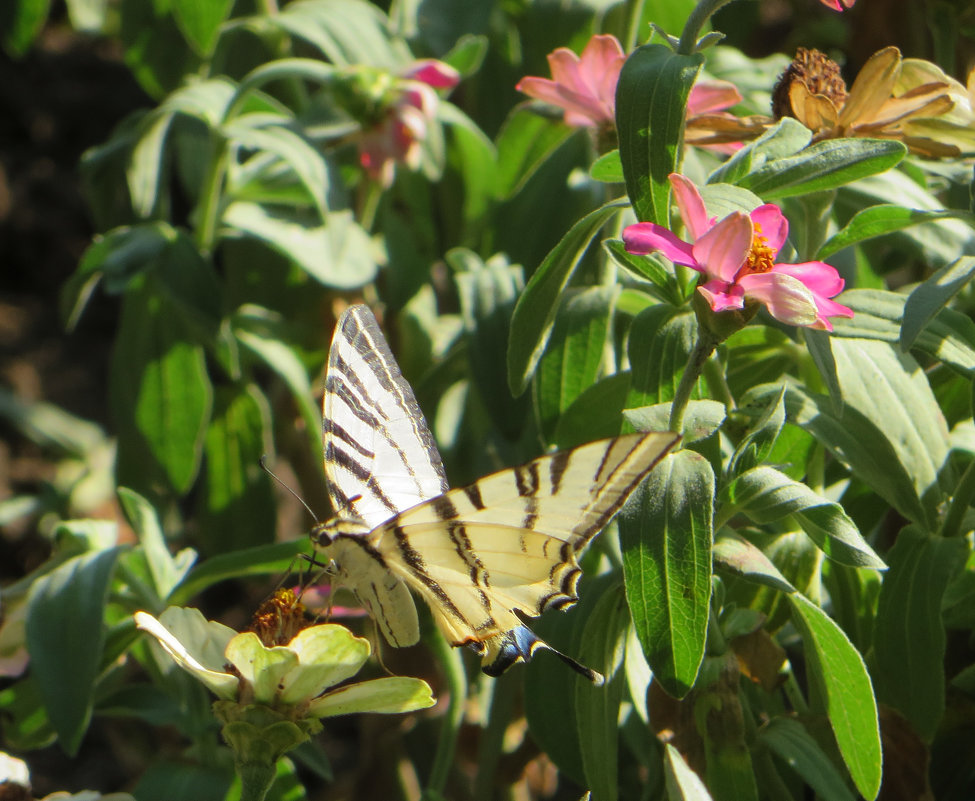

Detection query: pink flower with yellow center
xmin=623 ymin=174 xmax=854 ymax=331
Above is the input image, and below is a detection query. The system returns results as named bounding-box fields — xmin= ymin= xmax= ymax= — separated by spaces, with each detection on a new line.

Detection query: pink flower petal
xmin=579 ymin=34 xmax=626 ymax=111
xmin=687 ymin=79 xmax=742 ymax=115
xmin=404 ymin=59 xmax=460 ymax=89
xmin=515 ymin=76 xmax=608 ymax=127
xmin=623 ymin=223 xmax=697 ymax=267
xmin=749 ymin=205 xmax=789 ymax=253
xmin=698 ymin=280 xmax=745 ymax=312
xmin=773 ymin=262 xmax=846 ymax=297
xmin=737 ymin=272 xmax=820 ymax=327
xmin=669 ymin=173 xmax=711 ymax=240
xmin=692 ymin=212 xmax=752 ymax=282
xmin=810 ymin=295 xmax=855 ymax=330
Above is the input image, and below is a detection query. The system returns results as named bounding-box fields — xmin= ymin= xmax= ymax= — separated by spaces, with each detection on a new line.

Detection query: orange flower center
xmin=743 ymin=223 xmax=776 ymax=275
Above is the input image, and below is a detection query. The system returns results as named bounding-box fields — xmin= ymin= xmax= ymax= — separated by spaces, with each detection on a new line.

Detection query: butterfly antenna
xmin=259 ymin=455 xmax=320 ymax=525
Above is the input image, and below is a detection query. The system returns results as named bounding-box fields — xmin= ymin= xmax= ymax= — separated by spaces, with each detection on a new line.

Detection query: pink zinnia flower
xmin=820 ymin=0 xmax=855 ymax=9
xmin=359 ymin=59 xmax=460 ymax=187
xmin=623 ymin=174 xmax=854 ymax=331
xmin=515 ymin=34 xmax=626 ymax=129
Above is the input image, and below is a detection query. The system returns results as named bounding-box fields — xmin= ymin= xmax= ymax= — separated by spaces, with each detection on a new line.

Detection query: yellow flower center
xmin=743 ymin=223 xmax=776 ymax=275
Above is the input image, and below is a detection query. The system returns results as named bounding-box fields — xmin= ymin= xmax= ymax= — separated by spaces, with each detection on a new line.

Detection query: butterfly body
xmin=314 ymin=305 xmax=680 ymax=681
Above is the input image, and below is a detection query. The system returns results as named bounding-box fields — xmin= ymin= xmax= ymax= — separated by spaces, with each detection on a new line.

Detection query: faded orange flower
xmin=772 ymin=47 xmax=974 ymax=157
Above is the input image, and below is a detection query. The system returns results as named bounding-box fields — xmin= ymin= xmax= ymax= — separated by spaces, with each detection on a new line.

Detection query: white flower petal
xmin=224 ymin=632 xmax=297 ymax=705
xmin=280 ymin=625 xmax=370 ymax=705
xmin=134 ymin=609 xmax=238 ymax=699
xmin=306 ymin=676 xmax=435 ymax=718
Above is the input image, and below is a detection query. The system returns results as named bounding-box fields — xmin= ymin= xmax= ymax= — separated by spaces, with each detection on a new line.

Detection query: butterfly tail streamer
xmin=480 ymin=625 xmax=605 ymax=685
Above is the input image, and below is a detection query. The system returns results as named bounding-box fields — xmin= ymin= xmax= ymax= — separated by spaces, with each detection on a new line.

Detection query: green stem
xmin=359 ymin=180 xmax=382 ymax=232
xmin=669 ymin=331 xmax=718 ymax=432
xmin=237 ymin=761 xmax=275 ymax=801
xmin=781 ymin=662 xmax=809 ymax=715
xmin=941 ymin=456 xmax=975 ymax=538
xmin=676 ymin=0 xmax=737 ymax=55
xmin=622 ymin=0 xmax=648 ymax=50
xmin=705 ymin=596 xmax=727 ymax=656
xmin=425 ymin=631 xmax=467 ymax=797
xmin=195 ymin=135 xmax=230 ymax=255
xmin=473 ymin=674 xmax=516 ymax=801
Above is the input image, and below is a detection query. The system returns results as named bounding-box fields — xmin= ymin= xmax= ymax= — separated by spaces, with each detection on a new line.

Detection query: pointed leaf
xmin=901 ymin=256 xmax=975 ymax=350
xmin=534 ymin=286 xmax=618 ymax=443
xmin=576 ymin=584 xmax=629 ymax=801
xmin=721 ymin=466 xmax=884 ymax=569
xmin=788 ymin=593 xmax=881 ymax=800
xmin=507 ymin=198 xmax=627 ymax=395
xmin=736 ymin=139 xmax=906 ymax=199
xmin=621 ymin=449 xmax=713 ymax=697
xmin=26 ymin=547 xmax=120 ymax=755
xmin=626 ymin=307 xmax=698 ymax=408
xmin=757 ymin=718 xmax=857 ymax=801
xmin=816 ymin=206 xmax=975 ymax=261
xmin=872 ymin=525 xmax=968 ymax=742
xmin=616 ymin=44 xmax=704 ymax=224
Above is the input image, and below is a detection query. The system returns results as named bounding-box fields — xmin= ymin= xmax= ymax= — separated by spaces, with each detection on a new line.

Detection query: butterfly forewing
xmin=323 ymin=306 xmax=448 ymax=529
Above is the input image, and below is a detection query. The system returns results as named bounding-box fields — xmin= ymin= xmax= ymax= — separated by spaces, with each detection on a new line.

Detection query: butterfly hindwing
xmin=367 ymin=432 xmax=680 ymax=667
xmin=323 ymin=306 xmax=448 ymax=529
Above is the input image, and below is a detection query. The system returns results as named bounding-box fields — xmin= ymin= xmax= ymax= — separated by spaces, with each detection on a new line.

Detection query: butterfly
xmin=311 ymin=304 xmax=679 ymax=683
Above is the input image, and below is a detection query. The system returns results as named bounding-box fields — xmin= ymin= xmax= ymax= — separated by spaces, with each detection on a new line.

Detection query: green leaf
xmin=198 ymin=385 xmax=276 ymax=554
xmin=663 ymin=743 xmax=714 ymax=800
xmin=65 ymin=0 xmax=107 ymax=31
xmin=454 ymin=251 xmax=527 ymax=439
xmin=749 ymin=338 xmax=950 ymax=527
xmin=757 ymin=718 xmax=856 ymax=801
xmin=712 ymin=531 xmax=796 ymax=593
xmin=621 ymin=449 xmax=713 ymax=697
xmin=232 ymin=307 xmax=321 ymax=461
xmin=736 ymin=139 xmax=906 ymax=199
xmin=616 ymin=44 xmax=704 ymax=224
xmin=224 ymin=121 xmax=331 ymax=221
xmin=61 ymin=223 xmax=175 ymax=330
xmin=901 ymin=256 xmax=975 ymax=351
xmin=720 ymin=466 xmax=884 ymax=569
xmin=694 ymin=655 xmax=759 ymax=801
xmin=726 ymin=386 xmax=785 ymax=478
xmin=172 ymin=0 xmax=233 ymax=56
xmin=554 ymin=372 xmax=632 ymax=450
xmin=534 ymin=286 xmax=618 ymax=444
xmin=623 ymin=399 xmax=725 ymax=444
xmin=872 ymin=525 xmax=968 ymax=742
xmin=604 ymin=238 xmax=683 ymax=305
xmin=118 ymin=487 xmax=189 ymax=602
xmin=495 ymin=108 xmax=574 ymax=200
xmin=590 ymin=149 xmax=623 ymax=183
xmin=832 ymin=289 xmax=975 ymax=377
xmin=625 ymin=307 xmax=697 ymax=408
xmin=270 ymin=0 xmax=398 ymax=68
xmin=26 ymin=547 xmax=120 ymax=755
xmin=169 ymin=541 xmax=310 ymax=605
xmin=708 ymin=117 xmax=811 ymax=186
xmin=222 ymin=203 xmax=378 ymax=290
xmin=0 ymin=0 xmax=50 ymax=56
xmin=787 ymin=593 xmax=881 ymax=800
xmin=817 ymin=206 xmax=975 ymax=261
xmin=111 ymin=277 xmax=213 ymax=494
xmin=837 ymin=169 xmax=975 ymax=268
xmin=576 ymin=584 xmax=629 ymax=801
xmin=507 ymin=198 xmax=627 ymax=396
